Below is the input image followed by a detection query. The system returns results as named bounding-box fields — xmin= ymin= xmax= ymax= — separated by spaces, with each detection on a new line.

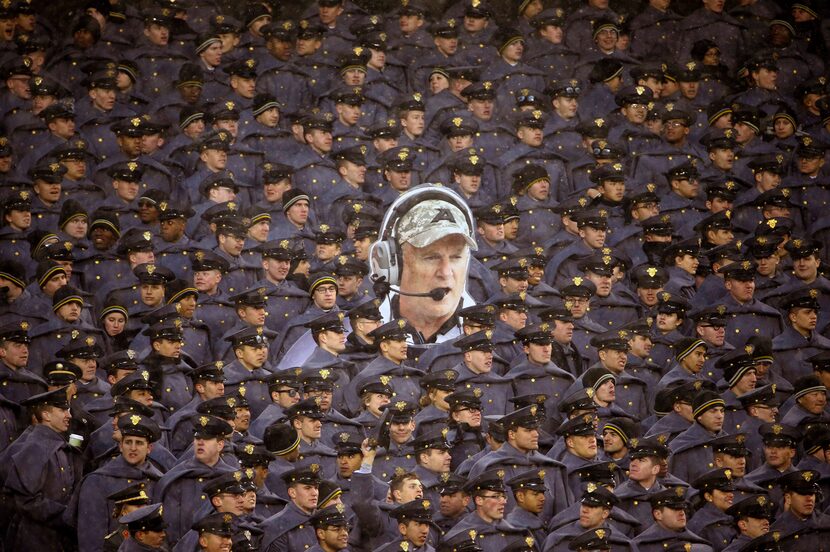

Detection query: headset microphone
xmin=371 ymin=276 xmax=450 ymax=302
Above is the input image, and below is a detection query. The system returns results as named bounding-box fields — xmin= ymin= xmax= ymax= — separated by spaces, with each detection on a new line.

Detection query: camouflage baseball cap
xmin=396 ymin=199 xmax=477 ymax=250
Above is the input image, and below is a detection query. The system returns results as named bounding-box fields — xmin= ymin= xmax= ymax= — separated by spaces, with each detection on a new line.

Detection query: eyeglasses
xmin=665 ymin=121 xmax=688 ymax=128
xmin=455 ymin=406 xmax=481 ymax=413
xmin=480 ymin=493 xmax=507 ymax=501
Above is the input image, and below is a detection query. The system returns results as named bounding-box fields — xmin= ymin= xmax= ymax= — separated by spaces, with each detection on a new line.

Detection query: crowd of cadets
xmin=5 ymin=0 xmax=830 ymax=551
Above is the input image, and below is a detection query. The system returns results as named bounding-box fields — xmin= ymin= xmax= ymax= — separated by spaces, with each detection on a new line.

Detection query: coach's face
xmin=400 ymin=234 xmax=468 ymax=319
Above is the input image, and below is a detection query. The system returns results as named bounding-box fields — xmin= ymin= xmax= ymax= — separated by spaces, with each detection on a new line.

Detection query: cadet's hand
xmin=361 ymin=438 xmax=377 ymax=463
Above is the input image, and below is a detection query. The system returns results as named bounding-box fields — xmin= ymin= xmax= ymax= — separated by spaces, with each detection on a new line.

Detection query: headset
xmin=369 ymin=184 xmax=477 ymax=288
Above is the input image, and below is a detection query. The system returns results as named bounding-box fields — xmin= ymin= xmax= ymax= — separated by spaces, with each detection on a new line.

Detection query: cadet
xmin=70 ymin=412 xmax=163 ymax=552
xmin=308 ymin=504 xmax=351 ymax=552
xmin=780 ymin=374 xmax=826 ymax=428
xmin=719 ymin=260 xmax=783 ymax=340
xmin=772 ymin=287 xmax=830 ymax=382
xmin=4 ymin=387 xmax=84 ymax=551
xmin=345 ymin=319 xmax=423 ymax=414
xmin=442 ymin=469 xmax=534 ymax=552
xmin=668 ymin=389 xmax=727 ymax=484
xmin=154 ymin=415 xmax=236 ymax=545
xmin=687 ymin=468 xmax=737 ymax=551
xmin=0 ymin=319 xmax=47 ymax=404
xmin=223 ymin=325 xmax=275 ymax=418
xmin=507 ymin=322 xmax=575 ymax=417
xmin=722 ymin=494 xmax=776 ymax=552
xmin=259 ymin=465 xmax=323 ymax=552
xmin=770 ymin=469 xmax=830 ymax=549
xmin=118 ymin=502 xmax=168 ymax=552
xmin=635 ymin=489 xmax=713 ymax=552
xmin=451 ymin=330 xmax=513 ymax=417
xmin=380 ymin=497 xmax=437 ymax=552
xmin=744 ymin=423 xmax=800 ymax=503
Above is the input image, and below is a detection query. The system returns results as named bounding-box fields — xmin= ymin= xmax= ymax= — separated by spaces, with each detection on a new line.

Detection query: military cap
xmin=755 ymin=217 xmax=794 ymax=237
xmin=260 ymin=20 xmax=297 ymax=42
xmin=578 ymin=251 xmax=618 ymax=277
xmin=389 ymin=500 xmax=434 ymax=526
xmin=738 ymin=384 xmax=779 ymax=409
xmin=797 ymin=134 xmax=827 ymax=158
xmin=0 ymin=55 xmax=31 ymax=79
xmin=281 ymin=464 xmax=323 ymax=486
xmin=613 ymin=85 xmax=651 ymax=107
xmin=474 ymin=203 xmax=507 ymax=225
xmin=52 ymin=286 xmax=86 ymax=313
xmin=107 ymin=482 xmax=152 ymax=507
xmin=411 ymin=430 xmax=451 ymax=453
xmin=779 ymin=470 xmax=821 ymax=495
xmin=39 ymin=102 xmax=75 ymax=124
xmin=515 ymin=109 xmax=547 ymax=129
xmin=43 ymin=360 xmax=81 ymax=386
xmin=327 ymin=429 xmax=363 ymax=456
xmin=208 ymin=13 xmax=242 ymax=33
xmin=530 ymin=6 xmax=565 ymax=27
xmin=29 ymin=157 xmax=67 ymax=183
xmin=330 ymin=86 xmax=365 ymax=108
xmin=191 ymin=414 xmax=232 ymax=439
xmin=727 ymin=494 xmax=776 ymax=525
xmin=743 ymin=235 xmax=781 ymax=260
xmin=38 ymin=238 xmax=76 ymax=263
xmin=83 ymin=68 xmax=118 ymax=90
xmin=458 ymin=304 xmax=497 ymax=327
xmin=263 ymin=422 xmax=300 ymax=456
xmin=99 ymin=349 xmax=138 ymax=374
xmin=556 ymin=413 xmax=596 ymax=437
xmin=284 ymin=398 xmax=326 ymax=420
xmin=345 ymin=298 xmax=381 ymax=322
xmin=132 ymin=263 xmax=175 ymax=286
xmin=314 ymin=223 xmax=346 ymax=244
xmin=301 ymin=367 xmax=339 ymax=392
xmin=119 ymin=503 xmax=166 ymax=533
xmin=450 ymin=149 xmax=486 ymax=176
xmin=488 ymin=292 xmax=531 ymax=313
xmin=20 ymin=387 xmax=70 ymax=409
xmin=117 ymin=412 xmax=161 ymax=442
xmin=513 ymin=88 xmax=543 ymax=110
xmin=454 ymin=330 xmax=495 ymax=353
xmin=559 ymin=276 xmax=597 ymax=299
xmin=515 ymin=323 xmax=554 ymax=345
xmin=590 ymin=162 xmax=626 ymax=184
xmin=461 ymin=80 xmax=497 ymax=101
xmin=492 ymin=257 xmax=531 ymax=280
xmin=692 ymin=468 xmax=736 ymax=494
xmin=558 ymin=389 xmax=597 ymax=415
xmin=395 ymin=91 xmax=426 ymax=112
xmin=368 ymin=319 xmax=412 ymax=342
xmin=501 ymin=404 xmax=543 ymax=429
xmin=649 ymin=487 xmax=688 ymax=509
xmin=629 ymin=265 xmax=667 ymax=288
xmin=580 ymin=482 xmax=619 ymax=510
xmin=692 ymin=389 xmax=725 ymax=418
xmin=542 ymin=79 xmax=581 ymax=100
xmin=308 ymin=504 xmax=349 ymax=529
xmin=440 ymin=114 xmax=479 ymax=137
xmin=573 ymin=208 xmax=610 ymax=230
xmin=202 ymin=471 xmax=246 ymax=498
xmin=433 ymin=473 xmax=467 ymax=497
xmin=574 ymin=461 xmax=618 ymax=486
xmin=759 ymin=422 xmax=800 ymax=447
xmin=566 ymin=527 xmax=609 ymax=552
xmin=332 ymin=255 xmax=368 ymax=278
xmin=226 ymin=325 xmax=275 ymax=348
xmin=196 ymin=396 xmax=238 ymax=421
xmin=29 ymin=75 xmax=67 ymax=97
xmin=438 ymin=531 xmax=482 ymax=552
xmin=754 ymin=188 xmax=796 ymax=210
xmin=187 ymin=362 xmax=225 ymax=383
xmin=365 ymin=118 xmax=401 ymax=140
xmin=207 ymin=100 xmax=241 ymax=122
xmin=222 ymin=58 xmax=258 ymax=81
xmin=337 ymin=48 xmax=370 ymax=73
xmin=198 ymin=130 xmax=232 ymax=152
xmin=228 ymin=284 xmax=269 ymax=308
xmin=430 ymin=17 xmax=459 ymax=38
xmin=705 ymin=179 xmax=740 ymax=201
xmin=748 ymin=154 xmax=786 ymax=174
xmin=418 ymin=371 xmax=455 ymax=392
xmin=445 ymin=390 xmax=482 ymax=412
xmin=808 ymin=350 xmax=830 ymax=372
xmin=694 ymin=210 xmax=733 ymax=234
xmin=189 ymin=249 xmax=229 ymax=273
xmin=589 ymin=330 xmax=631 ymax=351
xmin=58 ymin=330 xmax=103 ymax=359
xmin=629 ymin=436 xmax=670 ymax=459
xmin=141 ymin=318 xmax=185 ymax=341
xmin=384 ymin=399 xmax=417 ymax=422
xmin=463 ymin=469 xmax=505 ymax=494
xmin=501 ymin=469 xmax=546 ymax=494
xmin=785 ymin=237 xmax=821 ymax=260
xmin=781 ymin=287 xmax=821 ymax=312
xmin=110 ymin=368 xmax=155 ymax=396
xmin=792 ymin=374 xmax=826 ymax=402
xmin=190 ymin=512 xmax=236 ymax=537
xmin=719 ymin=259 xmax=757 ymax=281
xmin=379 ymin=146 xmax=416 ymax=172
